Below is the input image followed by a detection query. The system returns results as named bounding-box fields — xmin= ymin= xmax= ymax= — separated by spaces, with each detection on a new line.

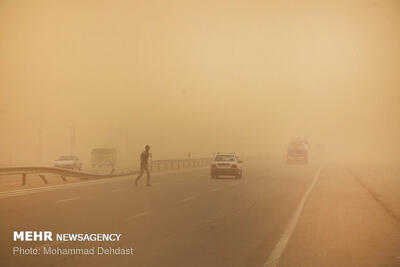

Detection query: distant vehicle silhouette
xmin=91 ymin=148 xmax=116 ymax=168
xmin=287 ymin=139 xmax=309 ymax=164
xmin=54 ymin=155 xmax=82 ymax=171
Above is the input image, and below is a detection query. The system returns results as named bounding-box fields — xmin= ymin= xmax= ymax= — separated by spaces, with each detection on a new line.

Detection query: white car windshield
xmin=214 ymin=155 xmax=235 ymax=162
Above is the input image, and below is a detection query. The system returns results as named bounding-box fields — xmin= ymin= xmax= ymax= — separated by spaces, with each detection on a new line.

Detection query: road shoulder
xmin=279 ymin=166 xmax=400 ymax=267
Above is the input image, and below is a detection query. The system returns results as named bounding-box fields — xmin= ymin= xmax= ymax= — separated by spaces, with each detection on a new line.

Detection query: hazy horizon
xmin=1 ymin=0 xmax=399 ymax=167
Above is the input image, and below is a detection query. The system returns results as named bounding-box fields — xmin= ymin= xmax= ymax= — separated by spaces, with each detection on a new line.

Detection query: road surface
xmin=1 ymin=159 xmax=400 ymax=266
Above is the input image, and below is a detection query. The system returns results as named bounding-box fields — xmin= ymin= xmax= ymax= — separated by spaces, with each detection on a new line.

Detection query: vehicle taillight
xmin=231 ymin=164 xmax=237 ymax=168
xmin=211 ymin=164 xmax=217 ymax=168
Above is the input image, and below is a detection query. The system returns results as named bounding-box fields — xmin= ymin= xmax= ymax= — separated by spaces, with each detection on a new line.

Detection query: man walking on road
xmin=135 ymin=145 xmax=151 ymax=186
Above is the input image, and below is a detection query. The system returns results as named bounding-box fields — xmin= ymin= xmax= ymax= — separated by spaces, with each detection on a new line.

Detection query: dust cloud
xmin=1 ymin=0 xmax=399 ymax=168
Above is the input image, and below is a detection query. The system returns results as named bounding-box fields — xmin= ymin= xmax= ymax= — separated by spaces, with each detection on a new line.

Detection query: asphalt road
xmin=1 ymin=160 xmax=400 ymax=267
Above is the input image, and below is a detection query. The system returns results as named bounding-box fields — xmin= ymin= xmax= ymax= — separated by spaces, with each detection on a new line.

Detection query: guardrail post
xmin=22 ymin=173 xmax=26 ymax=186
xmin=39 ymin=174 xmax=48 ymax=184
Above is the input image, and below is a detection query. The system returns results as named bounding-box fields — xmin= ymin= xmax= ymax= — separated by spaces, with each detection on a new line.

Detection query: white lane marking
xmin=211 ymin=188 xmax=219 ymax=192
xmin=181 ymin=196 xmax=199 ymax=203
xmin=57 ymin=197 xmax=80 ymax=203
xmin=127 ymin=211 xmax=152 ymax=221
xmin=0 ymin=179 xmax=128 ymax=198
xmin=264 ymin=166 xmax=323 ymax=267
xmin=111 ymin=188 xmax=129 ymax=193
xmin=229 ymin=182 xmax=238 ymax=186
xmin=3 ymin=183 xmax=19 ymax=187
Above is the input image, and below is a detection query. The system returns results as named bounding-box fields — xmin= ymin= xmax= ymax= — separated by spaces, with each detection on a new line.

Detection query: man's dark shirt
xmin=140 ymin=151 xmax=149 ymax=166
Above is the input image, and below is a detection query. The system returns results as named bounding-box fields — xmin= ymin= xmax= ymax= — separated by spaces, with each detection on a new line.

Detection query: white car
xmin=210 ymin=153 xmax=243 ymax=179
xmin=54 ymin=155 xmax=82 ymax=171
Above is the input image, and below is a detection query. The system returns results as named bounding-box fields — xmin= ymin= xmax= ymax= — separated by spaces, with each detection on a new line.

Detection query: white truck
xmin=287 ymin=139 xmax=310 ymax=164
xmin=91 ymin=148 xmax=117 ymax=168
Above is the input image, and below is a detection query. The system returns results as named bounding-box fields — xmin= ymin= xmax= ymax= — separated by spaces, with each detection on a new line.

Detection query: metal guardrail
xmin=0 ymin=158 xmax=212 ymax=186
xmin=150 ymin=158 xmax=212 ymax=172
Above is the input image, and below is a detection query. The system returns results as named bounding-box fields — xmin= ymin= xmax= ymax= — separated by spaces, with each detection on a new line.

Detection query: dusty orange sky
xmin=1 ymin=0 xmax=399 ymax=167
